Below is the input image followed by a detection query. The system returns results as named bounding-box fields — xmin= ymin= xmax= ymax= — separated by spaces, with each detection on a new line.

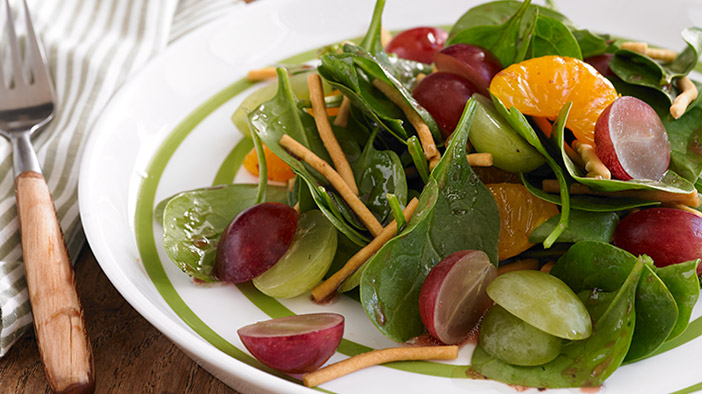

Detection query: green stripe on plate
xmin=670 ymin=381 xmax=702 ymax=394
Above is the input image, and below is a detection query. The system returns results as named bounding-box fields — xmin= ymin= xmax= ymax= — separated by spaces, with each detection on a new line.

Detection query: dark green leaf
xmin=520 ymin=173 xmax=659 ymax=211
xmin=655 ymin=259 xmax=701 ymax=341
xmin=319 ymin=54 xmax=407 ymax=141
xmin=530 ymin=15 xmax=582 ymax=59
xmin=449 ymin=0 xmax=574 ymax=40
xmin=529 ymin=210 xmax=619 ymax=244
xmin=353 ymin=130 xmax=408 ymax=224
xmin=162 ymin=184 xmax=288 ymax=281
xmin=551 ymin=242 xmax=680 ymax=362
xmin=449 ymin=0 xmax=536 ymax=67
xmin=359 ymin=99 xmax=500 ymax=341
xmin=572 ymin=29 xmax=608 ymax=58
xmin=625 ymin=258 xmax=678 ymax=363
xmin=663 ymin=99 xmax=702 ymax=182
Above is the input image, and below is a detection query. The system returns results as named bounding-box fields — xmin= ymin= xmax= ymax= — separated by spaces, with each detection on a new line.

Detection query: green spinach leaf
xmin=520 ymin=174 xmax=659 ymax=212
xmin=529 ymin=209 xmax=619 ymax=244
xmin=655 ymin=259 xmax=701 ymax=341
xmin=359 ymin=99 xmax=500 ymax=341
xmin=449 ymin=0 xmax=536 ymax=67
xmin=572 ymin=29 xmax=608 ymax=58
xmin=449 ymin=0 xmax=574 ymax=40
xmin=551 ymin=241 xmax=680 ymax=362
xmin=353 ymin=130 xmax=408 ymax=224
xmin=529 ymin=14 xmax=582 ymax=59
xmin=610 ymin=28 xmax=702 ymax=103
xmin=162 ymin=184 xmax=288 ymax=281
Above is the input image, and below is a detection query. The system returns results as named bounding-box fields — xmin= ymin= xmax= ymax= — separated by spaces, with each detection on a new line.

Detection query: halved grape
xmin=595 ymin=96 xmax=670 ymax=181
xmin=480 ymin=305 xmax=563 ymax=366
xmin=412 ymin=72 xmax=477 ymax=137
xmin=253 ymin=210 xmax=338 ymax=298
xmin=434 ymin=43 xmax=502 ymax=96
xmin=386 ymin=27 xmax=448 ymax=64
xmin=419 ymin=250 xmax=496 ymax=344
xmin=487 ymin=270 xmax=592 ymax=340
xmin=238 ymin=313 xmax=344 ymax=373
xmin=215 ymin=202 xmax=297 ymax=283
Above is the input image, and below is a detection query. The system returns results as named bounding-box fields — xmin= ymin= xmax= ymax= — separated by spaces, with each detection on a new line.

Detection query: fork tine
xmin=4 ymin=0 xmax=26 ymax=88
xmin=21 ymin=0 xmax=52 ymax=94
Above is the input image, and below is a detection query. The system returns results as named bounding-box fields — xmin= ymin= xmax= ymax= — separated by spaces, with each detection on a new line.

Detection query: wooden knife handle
xmin=15 ymin=171 xmax=95 ymax=394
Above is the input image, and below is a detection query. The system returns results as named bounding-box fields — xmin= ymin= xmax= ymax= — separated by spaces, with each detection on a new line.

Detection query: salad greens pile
xmin=159 ymin=0 xmax=702 ymax=389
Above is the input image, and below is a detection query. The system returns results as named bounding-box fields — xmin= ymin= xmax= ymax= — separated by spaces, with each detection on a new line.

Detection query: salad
xmin=158 ymin=0 xmax=702 ymax=390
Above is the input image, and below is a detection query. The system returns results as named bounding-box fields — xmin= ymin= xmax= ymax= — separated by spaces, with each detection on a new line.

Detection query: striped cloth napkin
xmin=0 ymin=0 xmax=245 ymax=357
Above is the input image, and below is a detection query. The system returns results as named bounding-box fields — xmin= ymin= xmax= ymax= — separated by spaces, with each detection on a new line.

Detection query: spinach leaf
xmin=352 ymin=50 xmax=442 ymax=142
xmin=449 ymin=0 xmax=574 ymax=40
xmin=663 ymin=99 xmax=702 ymax=182
xmin=353 ymin=130 xmax=408 ymax=224
xmin=655 ymin=259 xmax=701 ymax=341
xmin=520 ymin=174 xmax=659 ymax=212
xmin=553 ymin=101 xmax=697 ymax=194
xmin=449 ymin=0 xmax=536 ymax=67
xmin=162 ymin=184 xmax=288 ymax=281
xmin=472 ymin=255 xmax=643 ymax=387
xmin=529 ymin=14 xmax=582 ymax=59
xmin=491 ymin=94 xmax=570 ymax=246
xmin=249 ymin=68 xmax=370 ymax=245
xmin=359 ymin=99 xmax=500 ymax=341
xmin=319 ymin=54 xmax=407 ymax=141
xmin=551 ymin=241 xmax=679 ymax=362
xmin=572 ymin=29 xmax=608 ymax=58
xmin=624 ymin=258 xmax=678 ymax=363
xmin=610 ymin=28 xmax=702 ymax=103
xmin=529 ymin=209 xmax=619 ymax=244
xmin=387 ymin=55 xmax=434 ymax=90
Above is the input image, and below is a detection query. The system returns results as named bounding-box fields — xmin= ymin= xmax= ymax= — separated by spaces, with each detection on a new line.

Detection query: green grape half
xmin=253 ymin=210 xmax=338 ymax=298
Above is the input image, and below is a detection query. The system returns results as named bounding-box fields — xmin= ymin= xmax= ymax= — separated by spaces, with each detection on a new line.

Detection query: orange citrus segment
xmin=489 ymin=56 xmax=618 ymax=146
xmin=487 ymin=183 xmax=560 ymax=261
xmin=243 ymin=143 xmax=295 ymax=182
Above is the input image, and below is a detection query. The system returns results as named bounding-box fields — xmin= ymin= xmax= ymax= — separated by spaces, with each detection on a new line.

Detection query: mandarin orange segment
xmin=243 ymin=143 xmax=295 ymax=182
xmin=489 ymin=56 xmax=618 ymax=146
xmin=487 ymin=183 xmax=560 ymax=261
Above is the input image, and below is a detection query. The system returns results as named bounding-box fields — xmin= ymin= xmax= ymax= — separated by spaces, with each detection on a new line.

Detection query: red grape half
xmin=594 ymin=96 xmax=670 ymax=181
xmin=215 ymin=202 xmax=297 ymax=283
xmin=419 ymin=250 xmax=497 ymax=344
xmin=238 ymin=313 xmax=344 ymax=373
xmin=385 ymin=27 xmax=448 ymax=64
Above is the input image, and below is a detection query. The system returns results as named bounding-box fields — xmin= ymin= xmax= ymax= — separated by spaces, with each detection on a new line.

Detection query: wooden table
xmin=0 ymin=246 xmax=238 ymax=393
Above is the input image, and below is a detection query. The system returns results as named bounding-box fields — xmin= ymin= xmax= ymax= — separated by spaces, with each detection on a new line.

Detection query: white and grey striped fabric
xmin=0 ymin=0 xmax=244 ymax=357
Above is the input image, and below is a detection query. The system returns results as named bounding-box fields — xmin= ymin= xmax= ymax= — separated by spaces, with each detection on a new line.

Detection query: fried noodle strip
xmin=308 ymin=74 xmax=359 ymax=195
xmin=311 ymin=197 xmax=420 ymax=302
xmin=302 ymin=346 xmax=459 ymax=387
xmin=279 ymin=135 xmax=384 ymax=236
xmin=372 ymin=79 xmax=440 ymax=162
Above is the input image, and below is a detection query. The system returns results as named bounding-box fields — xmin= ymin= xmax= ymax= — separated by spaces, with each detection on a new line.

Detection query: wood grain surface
xmin=0 ymin=246 xmax=237 ymax=394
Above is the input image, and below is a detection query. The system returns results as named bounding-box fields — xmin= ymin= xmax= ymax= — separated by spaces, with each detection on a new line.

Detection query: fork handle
xmin=15 ymin=171 xmax=95 ymax=394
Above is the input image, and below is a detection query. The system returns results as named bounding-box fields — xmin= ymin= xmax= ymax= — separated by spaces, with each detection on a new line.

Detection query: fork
xmin=0 ymin=1 xmax=94 ymax=392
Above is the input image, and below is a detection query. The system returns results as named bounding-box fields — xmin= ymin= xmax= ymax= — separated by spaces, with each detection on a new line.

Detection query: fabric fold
xmin=0 ymin=0 xmax=242 ymax=357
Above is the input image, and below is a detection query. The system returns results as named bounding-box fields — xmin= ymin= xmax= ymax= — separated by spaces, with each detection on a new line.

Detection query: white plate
xmin=79 ymin=1 xmax=702 ymax=393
